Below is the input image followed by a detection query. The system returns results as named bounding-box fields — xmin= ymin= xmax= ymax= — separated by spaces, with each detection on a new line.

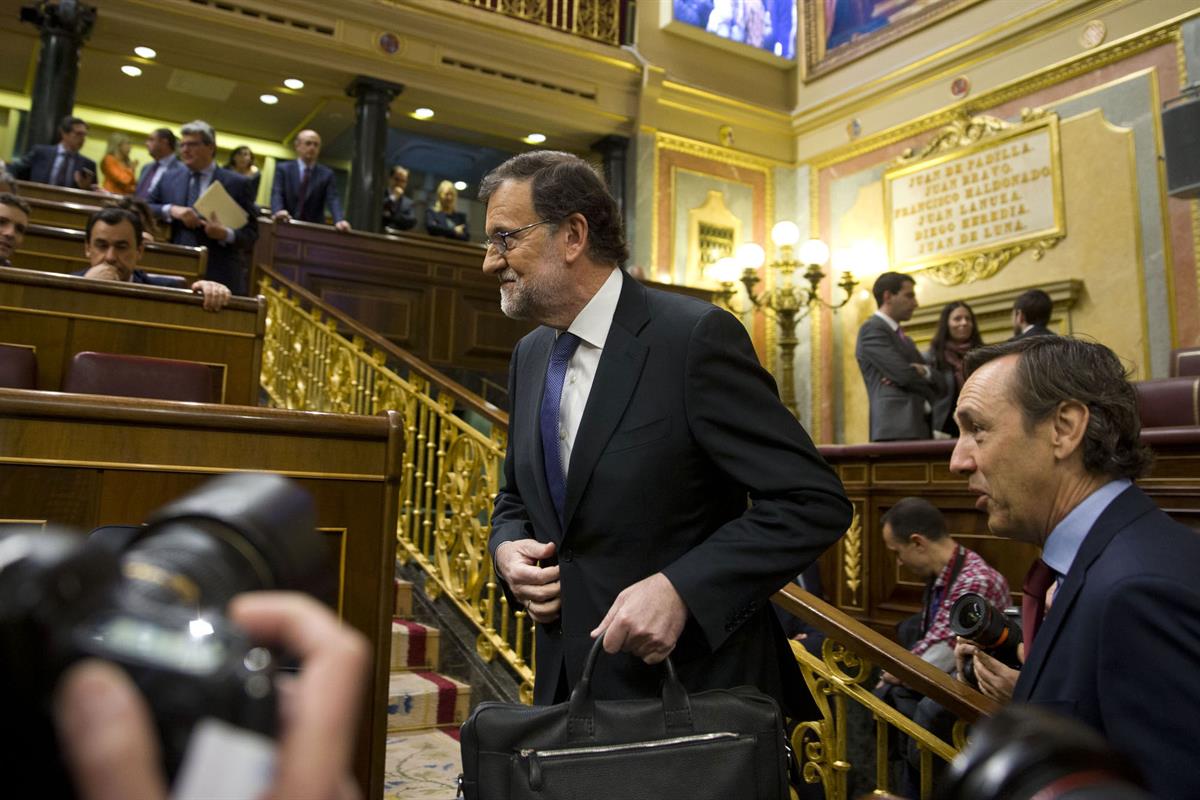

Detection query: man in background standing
xmin=1009 ymin=288 xmax=1055 ymax=339
xmin=270 ymin=130 xmax=350 ymax=232
xmin=148 ymin=120 xmax=258 ymax=295
xmin=856 ymin=271 xmax=940 ymax=441
xmin=11 ymin=115 xmax=97 ymax=189
xmin=135 ymin=128 xmax=182 ymax=199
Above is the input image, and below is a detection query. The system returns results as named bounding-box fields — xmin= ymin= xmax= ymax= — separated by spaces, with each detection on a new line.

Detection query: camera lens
xmin=119 ymin=473 xmax=329 ymax=609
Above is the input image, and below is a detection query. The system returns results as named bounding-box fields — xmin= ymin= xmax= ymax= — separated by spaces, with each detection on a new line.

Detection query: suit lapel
xmin=561 ymin=274 xmax=649 ymax=531
xmin=1014 ymin=485 xmax=1152 ymax=700
xmin=519 ymin=329 xmax=560 ymax=539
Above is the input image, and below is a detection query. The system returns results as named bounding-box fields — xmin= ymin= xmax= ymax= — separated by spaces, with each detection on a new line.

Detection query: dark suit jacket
xmin=490 ymin=272 xmax=852 ymax=717
xmin=12 ymin=145 xmax=97 ymax=187
xmin=135 ymin=155 xmax=184 ymax=198
xmin=1013 ymin=484 xmax=1200 ymax=800
xmin=382 ymin=193 xmax=416 ymax=231
xmin=855 ymin=314 xmax=938 ymax=441
xmin=1012 ymin=323 xmax=1055 ymax=340
xmin=147 ymin=166 xmax=258 ymax=294
xmin=425 ymin=209 xmax=469 ymax=240
xmin=270 ymin=161 xmax=344 ymax=224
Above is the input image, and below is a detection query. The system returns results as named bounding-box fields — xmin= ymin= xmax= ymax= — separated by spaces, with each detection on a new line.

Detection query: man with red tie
xmin=270 ymin=129 xmax=350 ymax=232
xmin=855 ymin=271 xmax=941 ymax=441
xmin=950 ymin=335 xmax=1200 ymax=800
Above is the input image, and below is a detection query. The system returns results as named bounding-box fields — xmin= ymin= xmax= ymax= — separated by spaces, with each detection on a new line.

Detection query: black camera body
xmin=948 ymin=592 xmax=1023 ymax=688
xmin=0 ymin=473 xmax=329 ymax=797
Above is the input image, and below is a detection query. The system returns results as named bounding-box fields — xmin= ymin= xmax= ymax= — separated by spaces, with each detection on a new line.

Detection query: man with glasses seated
xmin=481 ymin=150 xmax=852 ymax=719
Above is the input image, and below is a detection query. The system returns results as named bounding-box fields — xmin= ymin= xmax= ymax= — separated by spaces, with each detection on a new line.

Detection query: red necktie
xmin=1021 ymin=558 xmax=1056 ymax=656
xmin=896 ymin=325 xmax=911 ymax=345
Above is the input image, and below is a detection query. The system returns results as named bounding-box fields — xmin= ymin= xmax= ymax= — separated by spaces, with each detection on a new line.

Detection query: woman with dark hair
xmin=925 ymin=301 xmax=984 ymax=437
xmin=225 ymin=145 xmax=261 ymax=197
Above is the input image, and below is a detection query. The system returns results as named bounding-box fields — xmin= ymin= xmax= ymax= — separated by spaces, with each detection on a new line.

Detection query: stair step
xmin=384 ymin=728 xmax=462 ymax=800
xmin=387 ymin=671 xmax=470 ymax=733
xmin=391 ymin=619 xmax=440 ymax=672
xmin=394 ymin=578 xmax=413 ymax=618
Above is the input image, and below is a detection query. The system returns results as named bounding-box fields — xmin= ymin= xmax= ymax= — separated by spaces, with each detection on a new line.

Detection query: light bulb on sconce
xmin=707 ymin=222 xmax=859 ymax=418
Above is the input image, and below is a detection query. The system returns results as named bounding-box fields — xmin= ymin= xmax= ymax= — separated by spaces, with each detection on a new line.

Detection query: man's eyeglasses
xmin=484 ymin=219 xmax=555 ymax=255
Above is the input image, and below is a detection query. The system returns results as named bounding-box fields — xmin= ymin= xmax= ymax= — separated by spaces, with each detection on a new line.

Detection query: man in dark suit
xmin=855 ymin=271 xmax=939 ymax=441
xmin=951 ymin=336 xmax=1200 ymax=800
xmin=1009 ymin=288 xmax=1055 ymax=339
xmin=382 ymin=165 xmax=417 ymax=232
xmin=135 ymin=128 xmax=182 ymax=199
xmin=11 ymin=115 xmax=97 ymax=189
xmin=147 ymin=120 xmax=258 ymax=295
xmin=482 ymin=151 xmax=851 ymax=716
xmin=270 ymin=129 xmax=350 ymax=232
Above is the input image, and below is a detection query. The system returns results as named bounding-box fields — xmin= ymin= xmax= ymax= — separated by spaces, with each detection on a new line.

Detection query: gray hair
xmin=180 ymin=120 xmax=216 ymax=147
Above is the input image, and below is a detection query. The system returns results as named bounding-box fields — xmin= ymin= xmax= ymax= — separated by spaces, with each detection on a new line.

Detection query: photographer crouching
xmin=0 ymin=473 xmax=368 ymax=800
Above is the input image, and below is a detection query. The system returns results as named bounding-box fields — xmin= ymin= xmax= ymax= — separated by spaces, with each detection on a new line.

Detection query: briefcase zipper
xmin=520 ymin=732 xmax=741 ymax=790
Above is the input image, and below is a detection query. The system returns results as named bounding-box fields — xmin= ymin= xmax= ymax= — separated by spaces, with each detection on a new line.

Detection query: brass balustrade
xmin=258 ymin=267 xmax=536 ymax=700
xmin=451 ymin=0 xmax=626 ymax=45
xmin=773 ymin=585 xmax=999 ymax=800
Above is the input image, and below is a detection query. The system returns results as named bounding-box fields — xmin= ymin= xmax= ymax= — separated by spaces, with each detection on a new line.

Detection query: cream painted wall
xmin=836 ymin=110 xmax=1147 ymax=443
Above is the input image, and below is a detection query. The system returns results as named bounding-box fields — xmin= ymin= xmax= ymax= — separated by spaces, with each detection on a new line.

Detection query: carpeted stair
xmin=383 ymin=579 xmax=466 ymax=799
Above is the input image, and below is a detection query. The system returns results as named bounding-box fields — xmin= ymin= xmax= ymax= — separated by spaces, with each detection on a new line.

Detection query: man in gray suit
xmin=856 ymin=272 xmax=940 ymax=441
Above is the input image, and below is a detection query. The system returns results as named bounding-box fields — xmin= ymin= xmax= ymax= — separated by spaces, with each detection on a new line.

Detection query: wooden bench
xmin=16 ymin=223 xmax=207 ymax=282
xmin=0 ymin=265 xmax=262 ymax=404
xmin=0 ymin=388 xmax=401 ymax=800
xmin=14 ymin=179 xmax=112 ymax=207
xmin=22 ymin=196 xmax=102 ymax=230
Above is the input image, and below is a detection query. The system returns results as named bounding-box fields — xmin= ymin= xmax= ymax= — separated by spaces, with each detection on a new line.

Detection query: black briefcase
xmin=458 ymin=636 xmax=790 ymax=800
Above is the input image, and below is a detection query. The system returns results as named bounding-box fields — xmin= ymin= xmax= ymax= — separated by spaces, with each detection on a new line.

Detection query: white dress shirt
xmin=555 ymin=268 xmax=622 ymax=477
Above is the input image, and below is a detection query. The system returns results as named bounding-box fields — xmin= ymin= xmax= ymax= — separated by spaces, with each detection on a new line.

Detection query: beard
xmin=497 ymin=269 xmax=551 ymax=321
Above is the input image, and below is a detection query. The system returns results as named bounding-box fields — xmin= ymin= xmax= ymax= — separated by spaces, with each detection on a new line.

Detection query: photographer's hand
xmin=55 ymin=592 xmax=369 ymax=800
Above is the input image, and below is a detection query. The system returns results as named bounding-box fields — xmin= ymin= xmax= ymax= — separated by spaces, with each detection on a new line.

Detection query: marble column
xmin=345 ymin=76 xmax=404 ymax=233
xmin=590 ymin=134 xmax=630 ymax=218
xmin=19 ymin=0 xmax=96 ymax=152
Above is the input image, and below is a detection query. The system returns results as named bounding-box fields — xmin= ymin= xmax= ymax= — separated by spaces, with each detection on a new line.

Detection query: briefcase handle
xmin=566 ymin=633 xmax=693 ymax=743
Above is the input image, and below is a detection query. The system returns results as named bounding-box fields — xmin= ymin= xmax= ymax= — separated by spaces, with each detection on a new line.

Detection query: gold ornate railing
xmin=258 ymin=266 xmax=536 ymax=699
xmin=773 ymin=585 xmax=999 ymax=800
xmin=450 ymin=0 xmax=628 ymax=46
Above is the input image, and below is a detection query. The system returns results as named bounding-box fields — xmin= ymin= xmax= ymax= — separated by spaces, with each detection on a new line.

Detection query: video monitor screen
xmin=672 ymin=0 xmax=796 ymax=60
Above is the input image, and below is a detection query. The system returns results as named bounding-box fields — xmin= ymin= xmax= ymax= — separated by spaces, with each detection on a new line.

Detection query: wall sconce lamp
xmin=707 ymin=222 xmax=858 ymax=416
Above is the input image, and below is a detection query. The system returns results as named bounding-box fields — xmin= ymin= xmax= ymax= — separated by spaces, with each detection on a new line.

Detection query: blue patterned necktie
xmin=186 ymin=171 xmax=203 ymax=207
xmin=540 ymin=332 xmax=581 ymax=522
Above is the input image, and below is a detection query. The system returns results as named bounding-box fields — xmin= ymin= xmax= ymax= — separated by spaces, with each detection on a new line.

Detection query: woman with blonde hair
xmin=100 ymin=132 xmax=138 ymax=195
xmin=425 ymin=179 xmax=469 ymax=240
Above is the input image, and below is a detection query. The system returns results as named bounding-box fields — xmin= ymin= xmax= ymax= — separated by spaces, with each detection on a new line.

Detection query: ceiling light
xmin=121 ymin=65 xmax=143 ymax=77
xmin=259 ymin=93 xmax=279 ymax=105
xmin=412 ymin=107 xmax=434 ymax=120
xmin=133 ymin=46 xmax=156 ymax=59
xmin=453 ymin=180 xmax=467 ymax=191
xmin=284 ymin=78 xmax=304 ymax=90
xmin=523 ymin=133 xmax=547 ymax=145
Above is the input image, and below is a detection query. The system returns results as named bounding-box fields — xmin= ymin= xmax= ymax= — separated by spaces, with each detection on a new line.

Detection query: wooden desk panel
xmin=0 ymin=390 xmax=401 ymax=800
xmin=0 ymin=266 xmax=263 ymax=404
xmin=16 ymin=223 xmax=207 ymax=280
xmin=23 ymin=197 xmax=102 ymax=230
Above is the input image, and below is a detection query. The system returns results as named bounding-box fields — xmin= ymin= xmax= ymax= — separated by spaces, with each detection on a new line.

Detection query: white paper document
xmin=193 ymin=180 xmax=249 ymax=230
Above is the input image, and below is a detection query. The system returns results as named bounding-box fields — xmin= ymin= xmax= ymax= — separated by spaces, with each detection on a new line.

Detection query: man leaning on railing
xmin=949 ymin=335 xmax=1200 ymax=800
